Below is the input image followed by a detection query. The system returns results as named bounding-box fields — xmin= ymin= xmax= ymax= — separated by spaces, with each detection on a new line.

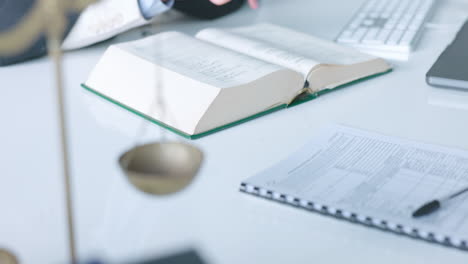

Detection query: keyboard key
xmin=349 ymin=16 xmax=365 ymax=29
xmin=381 ymin=12 xmax=391 ymax=19
xmin=341 ymin=30 xmax=354 ymax=37
xmin=377 ymin=29 xmax=392 ymax=42
xmin=362 ymin=19 xmax=375 ymax=27
xmin=399 ymin=29 xmax=418 ymax=45
xmin=408 ymin=18 xmax=425 ymax=30
xmin=396 ymin=23 xmax=406 ymax=30
xmin=387 ymin=30 xmax=405 ymax=45
xmin=362 ymin=28 xmax=380 ymax=43
xmin=337 ymin=30 xmax=360 ymax=43
xmin=353 ymin=28 xmax=368 ymax=40
xmin=384 ymin=22 xmax=396 ymax=30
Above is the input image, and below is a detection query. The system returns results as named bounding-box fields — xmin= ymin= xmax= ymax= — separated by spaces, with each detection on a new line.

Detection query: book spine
xmin=240 ymin=182 xmax=468 ymax=251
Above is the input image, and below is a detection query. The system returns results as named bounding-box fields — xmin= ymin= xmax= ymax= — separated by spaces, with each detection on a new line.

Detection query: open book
xmin=83 ymin=24 xmax=392 ymax=139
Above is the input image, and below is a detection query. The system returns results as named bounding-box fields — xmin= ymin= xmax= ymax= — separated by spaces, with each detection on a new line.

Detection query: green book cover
xmin=82 ymin=69 xmax=391 ymax=140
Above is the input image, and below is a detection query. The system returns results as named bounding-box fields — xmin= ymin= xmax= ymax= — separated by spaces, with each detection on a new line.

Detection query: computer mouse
xmin=0 ymin=0 xmax=78 ymax=66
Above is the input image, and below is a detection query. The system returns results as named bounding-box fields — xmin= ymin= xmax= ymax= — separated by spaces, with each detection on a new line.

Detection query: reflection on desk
xmin=428 ymin=86 xmax=468 ymax=111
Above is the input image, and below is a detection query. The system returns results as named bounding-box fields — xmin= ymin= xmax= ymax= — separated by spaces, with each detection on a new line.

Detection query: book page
xmin=196 ymin=28 xmax=318 ymax=78
xmin=226 ymin=24 xmax=374 ymax=66
xmin=118 ymin=32 xmax=285 ymax=89
xmin=244 ymin=125 xmax=468 ymax=242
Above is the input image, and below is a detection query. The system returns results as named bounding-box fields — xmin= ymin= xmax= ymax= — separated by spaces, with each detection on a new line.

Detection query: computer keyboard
xmin=336 ymin=0 xmax=437 ymax=60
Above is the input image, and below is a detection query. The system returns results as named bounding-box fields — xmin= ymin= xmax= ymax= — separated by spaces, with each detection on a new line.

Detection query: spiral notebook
xmin=240 ymin=125 xmax=468 ymax=250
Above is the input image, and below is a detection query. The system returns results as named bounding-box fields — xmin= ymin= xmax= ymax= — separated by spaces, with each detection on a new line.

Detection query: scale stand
xmin=0 ymin=0 xmax=204 ymax=262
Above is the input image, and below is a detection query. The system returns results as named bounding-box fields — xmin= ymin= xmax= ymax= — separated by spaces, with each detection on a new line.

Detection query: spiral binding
xmin=240 ymin=182 xmax=468 ymax=251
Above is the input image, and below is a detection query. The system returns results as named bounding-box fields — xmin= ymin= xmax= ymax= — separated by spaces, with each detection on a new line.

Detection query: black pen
xmin=412 ymin=186 xmax=468 ymax=218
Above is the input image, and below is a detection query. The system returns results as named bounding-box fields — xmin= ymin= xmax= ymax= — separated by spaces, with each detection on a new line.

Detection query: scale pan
xmin=119 ymin=142 xmax=203 ymax=195
xmin=0 ymin=249 xmax=18 ymax=264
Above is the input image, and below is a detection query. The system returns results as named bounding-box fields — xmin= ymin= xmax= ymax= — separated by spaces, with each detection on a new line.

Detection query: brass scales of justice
xmin=0 ymin=0 xmax=204 ymax=262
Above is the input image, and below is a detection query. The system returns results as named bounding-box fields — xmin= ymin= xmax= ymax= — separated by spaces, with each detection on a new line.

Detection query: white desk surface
xmin=2 ymin=0 xmax=468 ymax=263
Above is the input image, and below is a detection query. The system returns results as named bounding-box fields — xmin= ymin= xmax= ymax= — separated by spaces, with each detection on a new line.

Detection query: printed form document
xmin=241 ymin=125 xmax=468 ymax=249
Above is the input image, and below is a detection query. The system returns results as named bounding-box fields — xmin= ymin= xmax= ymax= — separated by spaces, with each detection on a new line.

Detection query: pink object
xmin=248 ymin=0 xmax=258 ymax=9
xmin=209 ymin=0 xmax=258 ymax=9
